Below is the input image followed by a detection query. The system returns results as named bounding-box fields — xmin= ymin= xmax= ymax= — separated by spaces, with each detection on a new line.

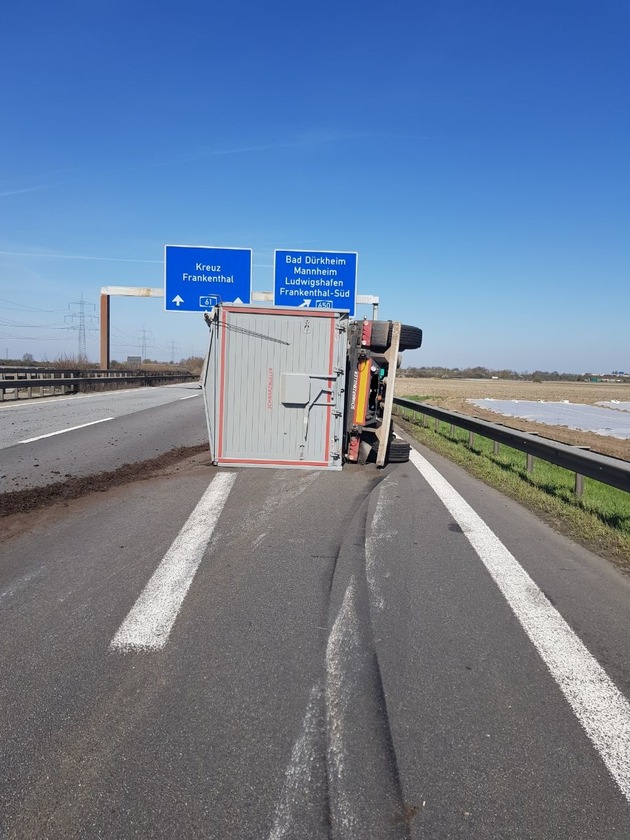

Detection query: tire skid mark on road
xmin=409 ymin=447 xmax=630 ymax=805
xmin=365 ymin=475 xmax=400 ymax=614
xmin=0 ymin=569 xmax=40 ymax=605
xmin=268 ymin=683 xmax=328 ymax=840
xmin=269 ymin=570 xmax=409 ymax=839
xmin=110 ymin=471 xmax=236 ymax=652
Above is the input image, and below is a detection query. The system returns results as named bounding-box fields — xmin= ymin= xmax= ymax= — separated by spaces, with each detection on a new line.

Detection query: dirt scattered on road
xmin=395 ymin=378 xmax=630 ymax=461
xmin=0 ymin=444 xmax=211 ymax=523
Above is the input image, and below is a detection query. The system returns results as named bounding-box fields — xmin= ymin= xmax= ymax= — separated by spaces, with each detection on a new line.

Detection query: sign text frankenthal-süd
xmin=164 ymin=245 xmax=252 ymax=311
xmin=273 ymin=250 xmax=358 ymax=316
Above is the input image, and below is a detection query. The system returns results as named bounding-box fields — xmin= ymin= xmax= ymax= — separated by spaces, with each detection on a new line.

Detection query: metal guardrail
xmin=393 ymin=397 xmax=630 ymax=496
xmin=0 ymin=368 xmax=197 ymax=402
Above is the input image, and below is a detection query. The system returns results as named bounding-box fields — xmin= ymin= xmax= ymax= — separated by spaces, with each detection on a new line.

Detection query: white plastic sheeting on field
xmin=468 ymin=400 xmax=630 ymax=439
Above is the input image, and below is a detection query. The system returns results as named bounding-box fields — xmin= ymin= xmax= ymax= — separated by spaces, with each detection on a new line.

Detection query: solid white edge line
xmin=19 ymin=417 xmax=114 ymax=443
xmin=179 ymin=394 xmax=200 ymax=400
xmin=110 ymin=471 xmax=237 ymax=652
xmin=408 ymin=447 xmax=630 ymax=804
xmin=2 ymin=383 xmax=197 ymax=412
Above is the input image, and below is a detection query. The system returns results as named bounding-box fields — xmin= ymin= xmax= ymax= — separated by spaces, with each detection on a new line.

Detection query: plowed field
xmin=395 ymin=378 xmax=630 ymax=461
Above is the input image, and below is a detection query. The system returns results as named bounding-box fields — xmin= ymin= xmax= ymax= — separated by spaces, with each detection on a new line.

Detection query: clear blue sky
xmin=1 ymin=0 xmax=628 ymax=372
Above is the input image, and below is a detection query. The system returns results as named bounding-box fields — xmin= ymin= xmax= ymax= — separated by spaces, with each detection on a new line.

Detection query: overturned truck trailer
xmin=201 ymin=305 xmax=422 ymax=470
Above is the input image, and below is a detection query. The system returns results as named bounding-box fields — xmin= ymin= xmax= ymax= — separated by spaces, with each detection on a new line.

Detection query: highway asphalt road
xmin=0 ymin=383 xmax=207 ymax=492
xmin=1 ymin=389 xmax=630 ymax=837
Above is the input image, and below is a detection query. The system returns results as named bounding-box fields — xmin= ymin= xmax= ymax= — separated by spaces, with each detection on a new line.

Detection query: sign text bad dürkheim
xmin=273 ymin=250 xmax=358 ymax=316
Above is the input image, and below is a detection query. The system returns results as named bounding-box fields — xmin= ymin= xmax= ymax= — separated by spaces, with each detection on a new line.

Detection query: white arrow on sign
xmin=298 ymin=299 xmax=312 ymax=308
xmin=233 ymin=297 xmax=243 ymax=304
xmin=172 ymin=295 xmax=184 ymax=307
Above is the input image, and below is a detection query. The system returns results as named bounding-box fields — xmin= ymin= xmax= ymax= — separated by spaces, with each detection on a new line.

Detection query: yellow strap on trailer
xmin=353 ymin=358 xmax=371 ymax=426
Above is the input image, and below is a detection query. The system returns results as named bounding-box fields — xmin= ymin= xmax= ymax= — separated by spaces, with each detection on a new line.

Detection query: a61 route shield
xmin=164 ymin=245 xmax=252 ymax=311
xmin=273 ymin=249 xmax=358 ymax=316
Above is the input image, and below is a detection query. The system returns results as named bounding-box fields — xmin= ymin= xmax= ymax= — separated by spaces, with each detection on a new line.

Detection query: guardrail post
xmin=423 ymin=413 xmax=429 ymax=428
xmin=575 ymin=473 xmax=584 ymax=498
xmin=493 ymin=441 xmax=500 ymax=455
xmin=434 ymin=417 xmax=439 ymax=432
xmin=468 ymin=431 xmax=474 ymax=447
xmin=527 ymin=454 xmax=535 ymax=473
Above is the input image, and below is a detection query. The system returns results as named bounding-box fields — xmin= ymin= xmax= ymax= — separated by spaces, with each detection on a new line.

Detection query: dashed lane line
xmin=110 ymin=471 xmax=236 ymax=652
xmin=19 ymin=417 xmax=114 ymax=442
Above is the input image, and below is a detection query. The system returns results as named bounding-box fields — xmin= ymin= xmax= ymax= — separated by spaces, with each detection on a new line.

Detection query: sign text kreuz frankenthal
xmin=164 ymin=245 xmax=252 ymax=312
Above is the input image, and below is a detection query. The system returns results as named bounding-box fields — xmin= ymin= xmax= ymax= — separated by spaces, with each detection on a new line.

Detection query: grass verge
xmin=395 ymin=408 xmax=630 ymax=572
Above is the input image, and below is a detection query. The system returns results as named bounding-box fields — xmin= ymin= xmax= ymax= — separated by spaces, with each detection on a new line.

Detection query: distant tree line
xmin=1 ymin=354 xmax=619 ymax=383
xmin=0 ymin=353 xmax=204 ymax=375
xmin=400 ymin=366 xmax=592 ymax=382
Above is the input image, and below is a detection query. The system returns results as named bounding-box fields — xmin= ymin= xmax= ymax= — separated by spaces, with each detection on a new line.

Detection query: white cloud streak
xmin=0 ymin=129 xmax=371 ymax=200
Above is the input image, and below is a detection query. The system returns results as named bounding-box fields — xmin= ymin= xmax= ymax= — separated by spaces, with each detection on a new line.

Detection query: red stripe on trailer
xmin=219 ymin=458 xmax=329 ymax=467
xmin=217 ymin=307 xmax=228 ymax=459
xmin=323 ymin=317 xmax=336 ymax=464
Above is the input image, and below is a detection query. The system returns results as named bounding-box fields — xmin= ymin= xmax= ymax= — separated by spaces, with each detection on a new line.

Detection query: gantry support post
xmin=100 ymin=293 xmax=110 ymax=370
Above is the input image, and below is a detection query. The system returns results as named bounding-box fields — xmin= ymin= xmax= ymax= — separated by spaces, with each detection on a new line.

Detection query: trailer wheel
xmin=399 ymin=325 xmax=423 ymax=351
xmin=370 ymin=322 xmax=423 ymax=352
xmin=387 ymin=439 xmax=411 ymax=463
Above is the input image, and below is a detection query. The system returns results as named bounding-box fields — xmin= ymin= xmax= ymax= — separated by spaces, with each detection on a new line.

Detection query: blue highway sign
xmin=164 ymin=245 xmax=252 ymax=311
xmin=274 ymin=250 xmax=358 ymax=316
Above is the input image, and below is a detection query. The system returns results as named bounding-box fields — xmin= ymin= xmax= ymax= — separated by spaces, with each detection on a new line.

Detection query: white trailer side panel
xmin=202 ymin=306 xmax=347 ymax=470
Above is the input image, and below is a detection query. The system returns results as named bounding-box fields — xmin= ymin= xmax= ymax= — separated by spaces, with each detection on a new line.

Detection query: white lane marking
xmin=19 ymin=417 xmax=114 ymax=443
xmin=1 ymin=384 xmax=195 ymax=412
xmin=0 ymin=389 xmax=140 ymax=411
xmin=179 ymin=394 xmax=200 ymax=400
xmin=409 ymin=447 xmax=630 ymax=803
xmin=110 ymin=472 xmax=236 ymax=652
xmin=0 ymin=394 xmax=93 ymax=411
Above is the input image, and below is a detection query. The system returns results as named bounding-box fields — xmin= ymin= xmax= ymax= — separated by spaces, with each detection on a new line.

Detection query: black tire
xmin=369 ymin=320 xmax=391 ymax=351
xmin=370 ymin=322 xmax=423 ymax=352
xmin=399 ymin=325 xmax=423 ymax=351
xmin=387 ymin=439 xmax=411 ymax=463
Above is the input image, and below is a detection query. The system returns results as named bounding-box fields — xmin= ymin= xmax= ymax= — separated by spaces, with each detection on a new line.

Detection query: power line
xmin=65 ymin=294 xmax=97 ymax=361
xmin=136 ymin=326 xmax=153 ymax=360
xmin=0 ymin=297 xmax=61 ymax=313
